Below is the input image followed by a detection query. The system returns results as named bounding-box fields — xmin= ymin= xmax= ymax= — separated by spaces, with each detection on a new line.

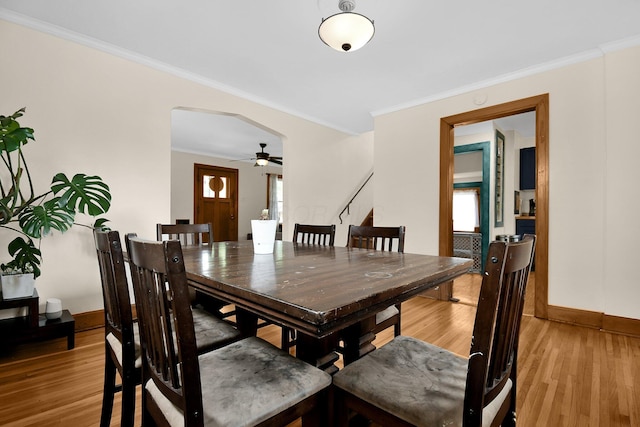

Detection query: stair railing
xmin=338 ymin=171 xmax=374 ymax=224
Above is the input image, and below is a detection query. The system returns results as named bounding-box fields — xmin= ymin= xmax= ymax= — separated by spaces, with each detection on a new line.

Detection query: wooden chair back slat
xmin=156 ymin=223 xmax=214 ymax=246
xmin=347 ymin=225 xmax=405 ymax=253
xmin=293 ymin=224 xmax=336 ymax=246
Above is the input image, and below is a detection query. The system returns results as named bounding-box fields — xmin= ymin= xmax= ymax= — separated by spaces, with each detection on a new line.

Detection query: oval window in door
xmin=204 ymin=175 xmax=227 ymax=198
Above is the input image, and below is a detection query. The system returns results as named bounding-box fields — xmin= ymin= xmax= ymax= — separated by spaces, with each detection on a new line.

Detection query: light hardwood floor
xmin=0 ymin=274 xmax=638 ymax=426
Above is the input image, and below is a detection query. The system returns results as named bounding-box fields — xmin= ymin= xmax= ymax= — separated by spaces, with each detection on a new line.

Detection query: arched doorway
xmin=170 ymin=108 xmax=284 ymax=240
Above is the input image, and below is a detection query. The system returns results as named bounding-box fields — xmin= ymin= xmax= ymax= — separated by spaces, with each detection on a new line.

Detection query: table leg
xmin=296 ymin=338 xmax=335 ymax=426
xmin=341 ymin=315 xmax=376 ymax=366
xmin=234 ymin=307 xmax=258 ymax=338
xmin=296 ymin=332 xmax=340 ymax=376
xmin=193 ymin=291 xmax=227 ymax=313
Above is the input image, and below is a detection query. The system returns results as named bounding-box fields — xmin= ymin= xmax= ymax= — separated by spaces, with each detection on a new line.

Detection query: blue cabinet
xmin=520 ymin=147 xmax=536 ymax=190
xmin=516 ymin=218 xmax=535 ymax=270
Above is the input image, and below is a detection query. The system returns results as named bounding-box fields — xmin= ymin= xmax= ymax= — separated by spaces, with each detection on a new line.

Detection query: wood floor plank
xmin=0 ymin=273 xmax=638 ymax=426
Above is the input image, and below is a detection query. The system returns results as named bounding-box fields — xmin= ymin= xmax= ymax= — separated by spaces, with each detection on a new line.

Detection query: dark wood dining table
xmin=183 ymin=240 xmax=473 ymax=374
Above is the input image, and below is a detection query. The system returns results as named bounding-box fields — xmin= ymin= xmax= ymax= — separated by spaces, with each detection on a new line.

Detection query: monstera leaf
xmin=18 ymin=198 xmax=76 ymax=239
xmin=0 ymin=108 xmax=34 ymax=153
xmin=51 ymin=173 xmax=111 ymax=216
xmin=92 ymin=217 xmax=111 ymax=232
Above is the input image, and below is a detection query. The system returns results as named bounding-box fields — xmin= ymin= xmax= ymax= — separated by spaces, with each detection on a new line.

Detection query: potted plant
xmin=0 ymin=107 xmax=111 ymax=299
xmin=251 ymin=209 xmax=277 ymax=254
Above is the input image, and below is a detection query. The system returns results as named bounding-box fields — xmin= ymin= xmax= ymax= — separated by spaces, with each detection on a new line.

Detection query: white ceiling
xmin=1 ymin=0 xmax=639 ymax=161
xmin=171 ymin=109 xmax=283 ymax=161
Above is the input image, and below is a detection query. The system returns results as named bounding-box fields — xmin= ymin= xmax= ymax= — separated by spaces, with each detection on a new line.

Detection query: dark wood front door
xmin=194 ymin=164 xmax=238 ymax=242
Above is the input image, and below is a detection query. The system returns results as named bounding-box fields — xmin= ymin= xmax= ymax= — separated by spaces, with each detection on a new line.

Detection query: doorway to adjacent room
xmin=194 ymin=163 xmax=239 ymax=242
xmin=439 ymin=94 xmax=549 ymax=319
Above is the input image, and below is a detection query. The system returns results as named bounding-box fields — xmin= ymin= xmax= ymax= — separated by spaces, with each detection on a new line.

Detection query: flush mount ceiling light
xmin=318 ymin=0 xmax=375 ymax=52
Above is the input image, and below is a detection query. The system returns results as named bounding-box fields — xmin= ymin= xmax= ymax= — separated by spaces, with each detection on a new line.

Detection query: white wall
xmin=374 ymin=47 xmax=640 ymax=320
xmin=0 ymin=19 xmax=364 ymax=315
xmin=170 ymin=150 xmax=282 ymax=240
xmin=285 ymin=131 xmax=375 ymax=247
xmin=603 ymin=47 xmax=640 ymax=319
xmin=3 ymin=17 xmax=637 ymax=321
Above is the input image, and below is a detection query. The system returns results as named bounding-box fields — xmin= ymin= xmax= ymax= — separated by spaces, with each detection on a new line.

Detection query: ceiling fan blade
xmin=269 ymin=158 xmax=283 ymax=165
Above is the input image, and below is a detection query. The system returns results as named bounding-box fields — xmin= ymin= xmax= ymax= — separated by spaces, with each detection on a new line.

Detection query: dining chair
xmin=347 ymin=224 xmax=406 ymax=337
xmin=293 ymin=223 xmax=336 ymax=246
xmin=333 ymin=234 xmax=536 ymax=427
xmin=94 ymin=229 xmax=140 ymax=427
xmin=156 ymin=222 xmax=213 ymax=246
xmin=125 ymin=235 xmax=332 ymax=427
xmin=94 ymin=230 xmax=242 ymax=427
xmin=277 ymin=223 xmax=337 ymax=353
xmin=157 ymin=222 xmax=235 ymax=323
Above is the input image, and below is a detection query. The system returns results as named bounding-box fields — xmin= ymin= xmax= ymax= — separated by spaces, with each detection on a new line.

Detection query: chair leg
xmin=281 ymin=327 xmax=289 ymax=351
xmin=100 ymin=351 xmax=117 ymax=427
xmin=394 ymin=319 xmax=401 ymax=336
xmin=334 ymin=388 xmax=350 ymax=427
xmin=120 ymin=373 xmax=137 ymax=427
xmin=503 ymin=398 xmax=517 ymax=427
xmin=142 ymin=392 xmax=161 ymax=427
xmin=141 ymin=383 xmax=151 ymax=427
xmin=394 ymin=304 xmax=402 ymax=336
xmin=281 ymin=327 xmax=296 ymax=353
xmin=504 ymin=410 xmax=517 ymax=427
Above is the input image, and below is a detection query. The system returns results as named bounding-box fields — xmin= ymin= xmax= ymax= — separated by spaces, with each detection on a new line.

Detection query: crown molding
xmin=372 ymin=36 xmax=640 ymax=119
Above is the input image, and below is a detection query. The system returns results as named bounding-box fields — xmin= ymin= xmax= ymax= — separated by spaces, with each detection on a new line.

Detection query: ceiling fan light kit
xmin=319 ymin=0 xmax=375 ymax=52
xmin=253 ymin=143 xmax=282 ymax=167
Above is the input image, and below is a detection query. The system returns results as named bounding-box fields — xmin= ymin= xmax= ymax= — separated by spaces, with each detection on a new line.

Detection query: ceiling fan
xmin=253 ymin=143 xmax=282 ymax=166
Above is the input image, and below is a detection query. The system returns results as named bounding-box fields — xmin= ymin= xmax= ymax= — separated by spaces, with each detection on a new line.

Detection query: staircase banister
xmin=338 ymin=171 xmax=374 ymax=224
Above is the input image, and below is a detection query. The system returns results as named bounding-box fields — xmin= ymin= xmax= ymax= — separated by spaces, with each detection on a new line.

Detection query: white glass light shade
xmin=318 ymin=12 xmax=374 ymax=52
xmin=256 ymin=158 xmax=269 ymax=166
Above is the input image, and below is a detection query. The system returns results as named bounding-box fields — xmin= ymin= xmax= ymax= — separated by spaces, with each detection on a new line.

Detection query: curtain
xmin=268 ymin=174 xmax=279 ymax=222
xmin=453 ymin=188 xmax=480 ymax=232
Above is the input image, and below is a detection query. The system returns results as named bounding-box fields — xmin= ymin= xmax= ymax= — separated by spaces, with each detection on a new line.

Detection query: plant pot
xmin=1 ymin=273 xmax=36 ymax=300
xmin=251 ymin=220 xmax=277 ymax=254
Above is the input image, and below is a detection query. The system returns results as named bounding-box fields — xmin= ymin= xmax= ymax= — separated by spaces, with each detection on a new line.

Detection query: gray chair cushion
xmin=192 ymin=306 xmax=242 ymax=352
xmin=146 ymin=336 xmax=332 ymax=427
xmin=333 ymin=335 xmax=468 ymax=427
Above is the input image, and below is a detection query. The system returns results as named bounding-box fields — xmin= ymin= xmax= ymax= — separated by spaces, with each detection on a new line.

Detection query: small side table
xmin=0 ymin=290 xmax=75 ymax=350
xmin=0 ymin=289 xmax=39 ymax=328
